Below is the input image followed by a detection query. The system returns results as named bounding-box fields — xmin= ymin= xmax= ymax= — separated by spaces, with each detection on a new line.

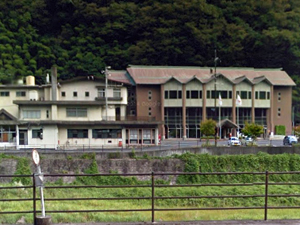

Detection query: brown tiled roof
xmin=126 ymin=65 xmax=296 ymax=86
xmin=108 ymin=70 xmax=132 ymax=85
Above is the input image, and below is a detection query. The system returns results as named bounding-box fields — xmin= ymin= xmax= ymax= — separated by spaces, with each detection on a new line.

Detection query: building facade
xmin=125 ymin=66 xmax=295 ymax=139
xmin=0 ymin=65 xmax=295 ymax=149
xmin=0 ymin=67 xmax=160 ymax=149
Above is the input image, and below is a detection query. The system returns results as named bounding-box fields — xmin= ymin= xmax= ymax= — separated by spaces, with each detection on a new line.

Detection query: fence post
xmin=264 ymin=170 xmax=269 ymax=221
xmin=33 ymin=173 xmax=36 ymax=225
xmin=151 ymin=171 xmax=155 ymax=223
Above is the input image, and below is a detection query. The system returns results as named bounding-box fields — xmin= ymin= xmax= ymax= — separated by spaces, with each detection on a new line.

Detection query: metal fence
xmin=1 ymin=171 xmax=300 ymax=224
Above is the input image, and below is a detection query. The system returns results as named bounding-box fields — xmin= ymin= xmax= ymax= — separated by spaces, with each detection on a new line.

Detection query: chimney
xmin=51 ymin=66 xmax=57 ymax=101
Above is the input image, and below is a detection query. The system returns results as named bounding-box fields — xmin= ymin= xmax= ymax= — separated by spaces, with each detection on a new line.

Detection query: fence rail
xmin=1 ymin=171 xmax=300 ymax=224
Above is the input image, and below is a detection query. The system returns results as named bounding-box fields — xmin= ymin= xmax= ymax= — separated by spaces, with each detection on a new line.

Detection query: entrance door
xmin=19 ymin=131 xmax=28 ymax=145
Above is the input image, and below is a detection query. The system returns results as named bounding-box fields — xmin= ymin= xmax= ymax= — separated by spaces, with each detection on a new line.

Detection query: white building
xmin=0 ymin=67 xmax=160 ymax=149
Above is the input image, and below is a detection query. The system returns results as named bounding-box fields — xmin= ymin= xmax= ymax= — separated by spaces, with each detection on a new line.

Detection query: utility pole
xmin=214 ymin=50 xmax=220 ymax=147
xmin=105 ymin=66 xmax=111 ymax=120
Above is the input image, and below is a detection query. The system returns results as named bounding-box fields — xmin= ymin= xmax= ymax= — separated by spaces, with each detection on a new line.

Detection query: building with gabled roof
xmin=125 ymin=65 xmax=295 ymax=139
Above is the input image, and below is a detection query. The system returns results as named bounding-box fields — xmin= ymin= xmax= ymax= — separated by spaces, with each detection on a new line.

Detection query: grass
xmin=2 ymin=183 xmax=300 ymax=224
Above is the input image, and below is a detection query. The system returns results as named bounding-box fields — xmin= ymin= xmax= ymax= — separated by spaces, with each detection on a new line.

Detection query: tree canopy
xmin=1 ymin=0 xmax=300 ymax=106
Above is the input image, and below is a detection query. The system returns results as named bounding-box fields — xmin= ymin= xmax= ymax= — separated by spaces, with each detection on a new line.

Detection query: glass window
xmin=61 ymin=92 xmax=66 ymax=97
xmin=98 ymin=89 xmax=105 ymax=97
xmin=229 ymin=91 xmax=232 ymax=99
xmin=259 ymin=91 xmax=266 ymax=99
xmin=278 ymin=108 xmax=281 ymax=117
xmin=255 ymin=91 xmax=258 ymax=99
xmin=191 ymin=90 xmax=198 ymax=99
xmin=169 ymin=91 xmax=177 ymax=99
xmin=199 ymin=90 xmax=202 ymax=99
xmin=73 ymin=91 xmax=77 ymax=97
xmin=267 ymin=92 xmax=270 ymax=99
xmin=32 ymin=129 xmax=42 ymax=138
xmin=164 ymin=90 xmax=169 ymax=99
xmin=241 ymin=91 xmax=247 ymax=99
xmin=207 ymin=90 xmax=211 ymax=99
xmin=0 ymin=91 xmax=9 ymax=97
xmin=143 ymin=129 xmax=151 ymax=139
xmin=278 ymin=92 xmax=281 ymax=101
xmin=248 ymin=91 xmax=251 ymax=99
xmin=23 ymin=110 xmax=41 ymax=119
xmin=85 ymin=92 xmax=89 ymax=97
xmin=186 ymin=90 xmax=190 ymax=99
xmin=68 ymin=129 xmax=88 ymax=138
xmin=113 ymin=89 xmax=121 ymax=98
xmin=16 ymin=91 xmax=26 ymax=97
xmin=130 ymin=129 xmax=138 ymax=139
xmin=92 ymin=129 xmax=121 ymax=138
xmin=178 ymin=90 xmax=182 ymax=99
xmin=66 ymin=108 xmax=87 ymax=117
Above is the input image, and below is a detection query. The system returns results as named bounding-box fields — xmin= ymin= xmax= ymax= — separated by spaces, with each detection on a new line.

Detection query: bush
xmin=275 ymin=125 xmax=286 ymax=135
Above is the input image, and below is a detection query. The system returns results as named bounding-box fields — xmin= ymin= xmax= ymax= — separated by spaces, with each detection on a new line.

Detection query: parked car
xmin=242 ymin=136 xmax=254 ymax=146
xmin=283 ymin=135 xmax=298 ymax=145
xmin=228 ymin=137 xmax=241 ymax=146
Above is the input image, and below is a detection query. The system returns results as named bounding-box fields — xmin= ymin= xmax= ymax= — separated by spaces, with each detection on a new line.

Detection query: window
xmin=248 ymin=91 xmax=252 ymax=99
xmin=32 ymin=129 xmax=42 ymax=138
xmin=92 ymin=129 xmax=121 ymax=138
xmin=169 ymin=91 xmax=177 ymax=99
xmin=178 ymin=90 xmax=182 ymax=99
xmin=130 ymin=129 xmax=138 ymax=139
xmin=16 ymin=91 xmax=26 ymax=97
xmin=73 ymin=91 xmax=77 ymax=97
xmin=278 ymin=92 xmax=281 ymax=101
xmin=207 ymin=90 xmax=211 ymax=99
xmin=61 ymin=92 xmax=66 ymax=97
xmin=241 ymin=91 xmax=247 ymax=99
xmin=229 ymin=91 xmax=232 ymax=99
xmin=0 ymin=91 xmax=9 ymax=97
xmin=113 ymin=89 xmax=121 ymax=98
xmin=149 ymin=107 xmax=152 ymax=116
xmin=199 ymin=90 xmax=202 ymax=99
xmin=23 ymin=110 xmax=41 ymax=119
xmin=259 ymin=91 xmax=266 ymax=99
xmin=66 ymin=108 xmax=87 ymax=117
xmin=255 ymin=91 xmax=258 ymax=99
xmin=148 ymin=91 xmax=152 ymax=100
xmin=46 ymin=110 xmax=49 ymax=118
xmin=186 ymin=90 xmax=190 ymax=99
xmin=164 ymin=90 xmax=169 ymax=99
xmin=85 ymin=92 xmax=89 ymax=97
xmin=143 ymin=129 xmax=151 ymax=140
xmin=67 ymin=129 xmax=88 ymax=138
xmin=278 ymin=108 xmax=281 ymax=117
xmin=267 ymin=92 xmax=270 ymax=100
xmin=130 ymin=110 xmax=136 ymax=115
xmin=98 ymin=89 xmax=105 ymax=97
xmin=191 ymin=91 xmax=199 ymax=99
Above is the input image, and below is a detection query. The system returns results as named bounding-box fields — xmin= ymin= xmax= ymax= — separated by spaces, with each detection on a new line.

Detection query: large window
xmin=32 ymin=129 xmax=42 ymax=138
xmin=92 ymin=129 xmax=121 ymax=138
xmin=0 ymin=91 xmax=9 ymax=96
xmin=66 ymin=108 xmax=87 ymax=117
xmin=23 ymin=110 xmax=41 ymax=119
xmin=165 ymin=90 xmax=182 ymax=99
xmin=67 ymin=129 xmax=88 ymax=138
xmin=241 ymin=91 xmax=248 ymax=99
xmin=16 ymin=91 xmax=26 ymax=97
xmin=98 ymin=89 xmax=105 ymax=97
xmin=113 ymin=89 xmax=121 ymax=98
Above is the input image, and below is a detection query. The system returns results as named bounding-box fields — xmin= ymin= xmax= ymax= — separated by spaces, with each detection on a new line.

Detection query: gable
xmin=0 ymin=109 xmax=18 ymax=121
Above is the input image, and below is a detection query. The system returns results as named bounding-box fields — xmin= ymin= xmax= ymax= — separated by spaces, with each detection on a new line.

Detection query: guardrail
xmin=1 ymin=171 xmax=300 ymax=224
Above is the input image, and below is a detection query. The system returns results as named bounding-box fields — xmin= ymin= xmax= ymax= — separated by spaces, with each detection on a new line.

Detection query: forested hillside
xmin=1 ymin=0 xmax=300 ymax=100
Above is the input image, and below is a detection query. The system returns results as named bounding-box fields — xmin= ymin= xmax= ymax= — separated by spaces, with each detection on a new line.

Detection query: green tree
xmin=200 ymin=119 xmax=217 ymax=143
xmin=241 ymin=122 xmax=263 ymax=140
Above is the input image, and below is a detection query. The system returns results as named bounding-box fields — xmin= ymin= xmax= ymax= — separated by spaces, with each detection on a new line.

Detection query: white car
xmin=228 ymin=137 xmax=241 ymax=146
